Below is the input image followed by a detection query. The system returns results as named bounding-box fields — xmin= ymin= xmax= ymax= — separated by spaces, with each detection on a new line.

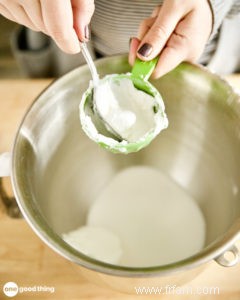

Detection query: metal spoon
xmin=80 ymin=43 xmax=123 ymax=141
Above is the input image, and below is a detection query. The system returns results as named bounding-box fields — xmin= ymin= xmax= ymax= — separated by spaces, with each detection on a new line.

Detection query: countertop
xmin=0 ymin=76 xmax=240 ymax=300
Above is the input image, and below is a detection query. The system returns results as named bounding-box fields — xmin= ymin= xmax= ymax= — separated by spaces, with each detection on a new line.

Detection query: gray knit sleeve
xmin=227 ymin=1 xmax=240 ymax=18
xmin=208 ymin=0 xmax=236 ymax=38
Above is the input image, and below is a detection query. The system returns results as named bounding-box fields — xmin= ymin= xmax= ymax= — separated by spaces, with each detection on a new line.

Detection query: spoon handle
xmin=80 ymin=43 xmax=99 ymax=87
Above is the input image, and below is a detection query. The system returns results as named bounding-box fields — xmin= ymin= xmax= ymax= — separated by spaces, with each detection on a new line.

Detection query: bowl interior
xmin=13 ymin=56 xmax=240 ymax=269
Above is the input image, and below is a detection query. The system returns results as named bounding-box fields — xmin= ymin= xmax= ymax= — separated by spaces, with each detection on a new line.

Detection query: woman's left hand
xmin=129 ymin=0 xmax=213 ymax=78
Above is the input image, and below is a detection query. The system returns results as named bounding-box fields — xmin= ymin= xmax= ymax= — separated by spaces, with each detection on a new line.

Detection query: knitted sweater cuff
xmin=208 ymin=0 xmax=235 ymax=39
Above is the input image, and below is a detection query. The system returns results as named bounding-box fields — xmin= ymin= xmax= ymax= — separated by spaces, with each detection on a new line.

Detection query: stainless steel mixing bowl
xmin=1 ymin=55 xmax=240 ymax=293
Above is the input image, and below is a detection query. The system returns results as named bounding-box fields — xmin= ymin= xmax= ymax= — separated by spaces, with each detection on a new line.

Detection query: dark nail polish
xmin=84 ymin=25 xmax=90 ymax=40
xmin=137 ymin=43 xmax=153 ymax=57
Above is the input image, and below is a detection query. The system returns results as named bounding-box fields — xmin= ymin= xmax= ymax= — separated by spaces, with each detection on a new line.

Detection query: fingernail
xmin=137 ymin=43 xmax=153 ymax=57
xmin=84 ymin=25 xmax=90 ymax=40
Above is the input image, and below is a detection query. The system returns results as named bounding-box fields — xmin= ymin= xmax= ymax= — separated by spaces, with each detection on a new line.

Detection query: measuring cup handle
xmin=131 ymin=57 xmax=159 ymax=81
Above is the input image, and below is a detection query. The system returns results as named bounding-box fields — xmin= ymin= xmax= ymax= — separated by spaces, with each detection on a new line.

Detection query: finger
xmin=40 ymin=0 xmax=80 ymax=54
xmin=137 ymin=5 xmax=161 ymax=44
xmin=137 ymin=0 xmax=189 ymax=61
xmin=137 ymin=17 xmax=156 ymax=41
xmin=129 ymin=37 xmax=140 ymax=65
xmin=0 ymin=4 xmax=17 ymax=23
xmin=152 ymin=33 xmax=188 ymax=78
xmin=72 ymin=0 xmax=95 ymax=41
xmin=151 ymin=5 xmax=161 ymax=18
xmin=21 ymin=0 xmax=47 ymax=34
xmin=3 ymin=2 xmax=39 ymax=31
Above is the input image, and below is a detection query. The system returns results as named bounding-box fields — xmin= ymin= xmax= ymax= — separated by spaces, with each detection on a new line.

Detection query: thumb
xmin=137 ymin=1 xmax=185 ymax=61
xmin=72 ymin=0 xmax=95 ymax=42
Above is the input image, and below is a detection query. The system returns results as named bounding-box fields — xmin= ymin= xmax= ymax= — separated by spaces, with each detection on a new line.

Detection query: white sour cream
xmin=63 ymin=226 xmax=122 ymax=264
xmin=95 ymin=77 xmax=157 ymax=142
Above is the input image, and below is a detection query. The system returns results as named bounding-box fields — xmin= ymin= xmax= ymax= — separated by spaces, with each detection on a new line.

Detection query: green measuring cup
xmin=79 ymin=58 xmax=168 ymax=154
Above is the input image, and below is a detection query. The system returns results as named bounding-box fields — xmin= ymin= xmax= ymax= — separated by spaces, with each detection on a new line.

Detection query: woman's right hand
xmin=0 ymin=0 xmax=95 ymax=53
